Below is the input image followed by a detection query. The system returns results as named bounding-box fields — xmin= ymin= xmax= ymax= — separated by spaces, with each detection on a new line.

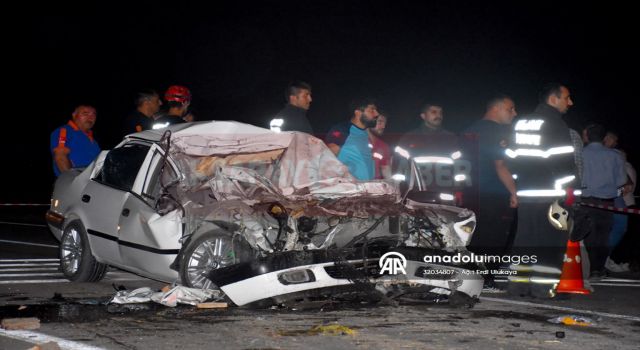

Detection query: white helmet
xmin=548 ymin=200 xmax=571 ymax=231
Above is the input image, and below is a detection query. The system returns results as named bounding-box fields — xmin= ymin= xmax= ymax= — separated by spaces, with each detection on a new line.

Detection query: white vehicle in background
xmin=46 ymin=121 xmax=482 ymax=307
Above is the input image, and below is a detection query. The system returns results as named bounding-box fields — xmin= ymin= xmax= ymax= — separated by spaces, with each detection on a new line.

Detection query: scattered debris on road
xmin=28 ymin=341 xmax=60 ymax=350
xmin=109 ymin=286 xmax=224 ymax=307
xmin=548 ymin=315 xmax=596 ymax=326
xmin=196 ymin=302 xmax=228 ymax=309
xmin=1 ymin=316 xmax=40 ymax=330
xmin=278 ymin=323 xmax=358 ymax=336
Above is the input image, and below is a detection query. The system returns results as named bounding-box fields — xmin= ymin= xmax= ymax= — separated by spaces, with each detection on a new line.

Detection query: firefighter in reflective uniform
xmin=152 ymin=85 xmax=191 ymax=129
xmin=392 ymin=103 xmax=468 ymax=203
xmin=506 ymin=83 xmax=577 ymax=298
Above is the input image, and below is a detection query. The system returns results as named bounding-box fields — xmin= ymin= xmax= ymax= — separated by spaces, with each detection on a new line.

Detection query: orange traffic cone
xmin=556 ymin=240 xmax=591 ymax=295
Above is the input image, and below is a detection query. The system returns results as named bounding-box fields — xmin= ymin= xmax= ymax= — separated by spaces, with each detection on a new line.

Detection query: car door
xmin=80 ymin=142 xmax=151 ymax=265
xmin=117 ymin=144 xmax=183 ymax=281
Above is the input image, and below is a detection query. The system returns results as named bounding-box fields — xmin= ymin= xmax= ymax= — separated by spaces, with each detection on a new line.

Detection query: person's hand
xmin=622 ymin=183 xmax=633 ymax=195
xmin=509 ymin=193 xmax=518 ymax=208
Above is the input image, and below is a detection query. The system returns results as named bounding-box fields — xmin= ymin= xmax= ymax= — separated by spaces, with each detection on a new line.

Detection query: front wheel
xmin=179 ymin=231 xmax=252 ymax=290
xmin=59 ymin=221 xmax=108 ymax=282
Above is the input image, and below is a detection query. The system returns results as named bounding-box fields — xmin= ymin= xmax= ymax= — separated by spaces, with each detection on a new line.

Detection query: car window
xmin=141 ymin=150 xmax=178 ymax=203
xmin=99 ymin=143 xmax=150 ymax=191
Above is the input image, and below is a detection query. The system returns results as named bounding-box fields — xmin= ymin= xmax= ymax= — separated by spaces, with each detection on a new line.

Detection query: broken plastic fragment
xmin=109 ymin=286 xmax=225 ymax=307
xmin=548 ymin=315 xmax=595 ymax=326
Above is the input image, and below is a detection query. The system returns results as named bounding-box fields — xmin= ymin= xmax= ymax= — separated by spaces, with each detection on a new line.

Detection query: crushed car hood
xmin=165 ymin=121 xmax=397 ymax=200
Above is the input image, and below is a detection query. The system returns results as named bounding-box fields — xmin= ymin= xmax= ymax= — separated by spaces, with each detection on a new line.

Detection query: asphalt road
xmin=1 ymin=207 xmax=640 ymax=349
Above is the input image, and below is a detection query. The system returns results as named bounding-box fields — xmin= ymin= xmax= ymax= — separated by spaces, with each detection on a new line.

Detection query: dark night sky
xmin=6 ymin=2 xmax=638 ymax=202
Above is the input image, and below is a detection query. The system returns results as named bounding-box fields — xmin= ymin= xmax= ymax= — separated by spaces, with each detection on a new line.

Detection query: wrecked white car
xmin=46 ymin=121 xmax=482 ymax=306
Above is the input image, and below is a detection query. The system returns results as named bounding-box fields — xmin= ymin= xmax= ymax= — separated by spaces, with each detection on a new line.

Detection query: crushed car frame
xmin=46 ymin=121 xmax=483 ymax=306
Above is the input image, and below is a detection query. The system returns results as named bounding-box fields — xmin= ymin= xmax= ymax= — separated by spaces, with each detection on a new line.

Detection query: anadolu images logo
xmin=379 ymin=252 xmax=407 ymax=275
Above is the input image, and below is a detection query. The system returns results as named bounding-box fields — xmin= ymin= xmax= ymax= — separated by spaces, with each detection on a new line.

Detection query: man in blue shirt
xmin=581 ymin=123 xmax=627 ymax=277
xmin=326 ymin=99 xmax=379 ymax=180
xmin=50 ymin=105 xmax=101 ymax=176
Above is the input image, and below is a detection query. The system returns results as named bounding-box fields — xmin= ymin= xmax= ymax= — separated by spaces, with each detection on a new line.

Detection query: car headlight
xmin=278 ymin=269 xmax=316 ymax=285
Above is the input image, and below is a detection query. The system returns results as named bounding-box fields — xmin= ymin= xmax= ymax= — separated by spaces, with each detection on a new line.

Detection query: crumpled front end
xmin=208 ymin=245 xmax=482 ymax=306
xmin=153 ymin=123 xmax=480 ymax=304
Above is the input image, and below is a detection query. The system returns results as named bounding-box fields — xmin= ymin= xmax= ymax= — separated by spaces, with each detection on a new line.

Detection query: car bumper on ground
xmin=209 ymin=248 xmax=483 ymax=306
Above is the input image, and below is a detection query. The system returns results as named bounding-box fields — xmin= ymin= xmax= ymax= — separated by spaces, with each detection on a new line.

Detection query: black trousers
xmin=582 ymin=198 xmax=614 ymax=273
xmin=510 ymin=201 xmax=567 ymax=278
xmin=468 ymin=194 xmax=516 ymax=272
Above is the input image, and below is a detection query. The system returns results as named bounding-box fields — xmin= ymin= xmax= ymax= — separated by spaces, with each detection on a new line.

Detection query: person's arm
xmin=327 ymin=143 xmax=341 ymax=155
xmin=53 ymin=146 xmax=72 ymax=173
xmin=325 ymin=124 xmax=347 ymax=156
xmin=495 ymin=159 xmax=518 ymax=208
xmin=623 ymin=164 xmax=636 ymax=195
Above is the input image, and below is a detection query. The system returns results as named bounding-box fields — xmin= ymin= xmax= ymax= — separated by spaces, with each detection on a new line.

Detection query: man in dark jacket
xmin=465 ymin=95 xmax=518 ymax=289
xmin=269 ymin=81 xmax=314 ymax=135
xmin=506 ymin=83 xmax=578 ymax=298
xmin=123 ymin=89 xmax=162 ymax=134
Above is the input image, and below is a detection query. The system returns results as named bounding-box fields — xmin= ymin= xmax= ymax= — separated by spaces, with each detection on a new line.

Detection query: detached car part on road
xmin=46 ymin=121 xmax=482 ymax=306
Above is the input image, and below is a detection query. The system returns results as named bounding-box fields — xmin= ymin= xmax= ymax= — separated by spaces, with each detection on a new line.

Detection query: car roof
xmin=123 ymin=120 xmax=273 ymax=143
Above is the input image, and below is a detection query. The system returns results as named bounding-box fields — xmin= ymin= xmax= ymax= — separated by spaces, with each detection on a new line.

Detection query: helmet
xmin=548 ymin=200 xmax=571 ymax=231
xmin=164 ymin=85 xmax=191 ymax=104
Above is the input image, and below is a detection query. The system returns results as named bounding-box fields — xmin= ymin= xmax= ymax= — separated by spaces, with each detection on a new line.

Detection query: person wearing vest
xmin=505 ymin=83 xmax=578 ymax=298
xmin=50 ymin=105 xmax=101 ymax=176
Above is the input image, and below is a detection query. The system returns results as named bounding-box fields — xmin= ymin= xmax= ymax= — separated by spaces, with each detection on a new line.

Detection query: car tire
xmin=180 ymin=230 xmax=252 ymax=290
xmin=59 ymin=221 xmax=108 ymax=282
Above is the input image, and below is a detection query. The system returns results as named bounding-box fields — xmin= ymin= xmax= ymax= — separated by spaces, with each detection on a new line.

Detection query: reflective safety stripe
xmin=555 ymin=175 xmax=575 ymax=189
xmin=508 ymin=276 xmax=531 ymax=283
xmin=515 ymin=133 xmax=541 ymax=146
xmin=394 ymin=146 xmax=410 ymax=159
xmin=509 ymin=264 xmax=562 ymax=274
xmin=454 ymin=174 xmax=466 ymax=182
xmin=372 ymin=152 xmax=383 ymax=160
xmin=392 ymin=174 xmax=406 ymax=181
xmin=450 ymin=150 xmax=462 ymax=160
xmin=508 ymin=276 xmax=560 ymax=284
xmin=270 ymin=118 xmax=284 ymax=132
xmin=515 ymin=119 xmax=544 ymax=131
xmin=516 ymin=175 xmax=576 ymax=198
xmin=152 ymin=122 xmax=170 ymax=130
xmin=439 ymin=193 xmax=455 ymax=201
xmin=56 ymin=128 xmax=67 ymax=149
xmin=530 ymin=277 xmax=560 ymax=284
xmin=270 ymin=118 xmax=284 ymax=127
xmin=413 ymin=156 xmax=453 ymax=164
xmin=505 ymin=146 xmax=574 ymax=159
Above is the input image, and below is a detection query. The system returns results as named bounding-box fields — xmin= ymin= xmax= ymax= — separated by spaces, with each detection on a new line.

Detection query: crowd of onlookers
xmin=50 ymin=81 xmax=637 ymax=296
